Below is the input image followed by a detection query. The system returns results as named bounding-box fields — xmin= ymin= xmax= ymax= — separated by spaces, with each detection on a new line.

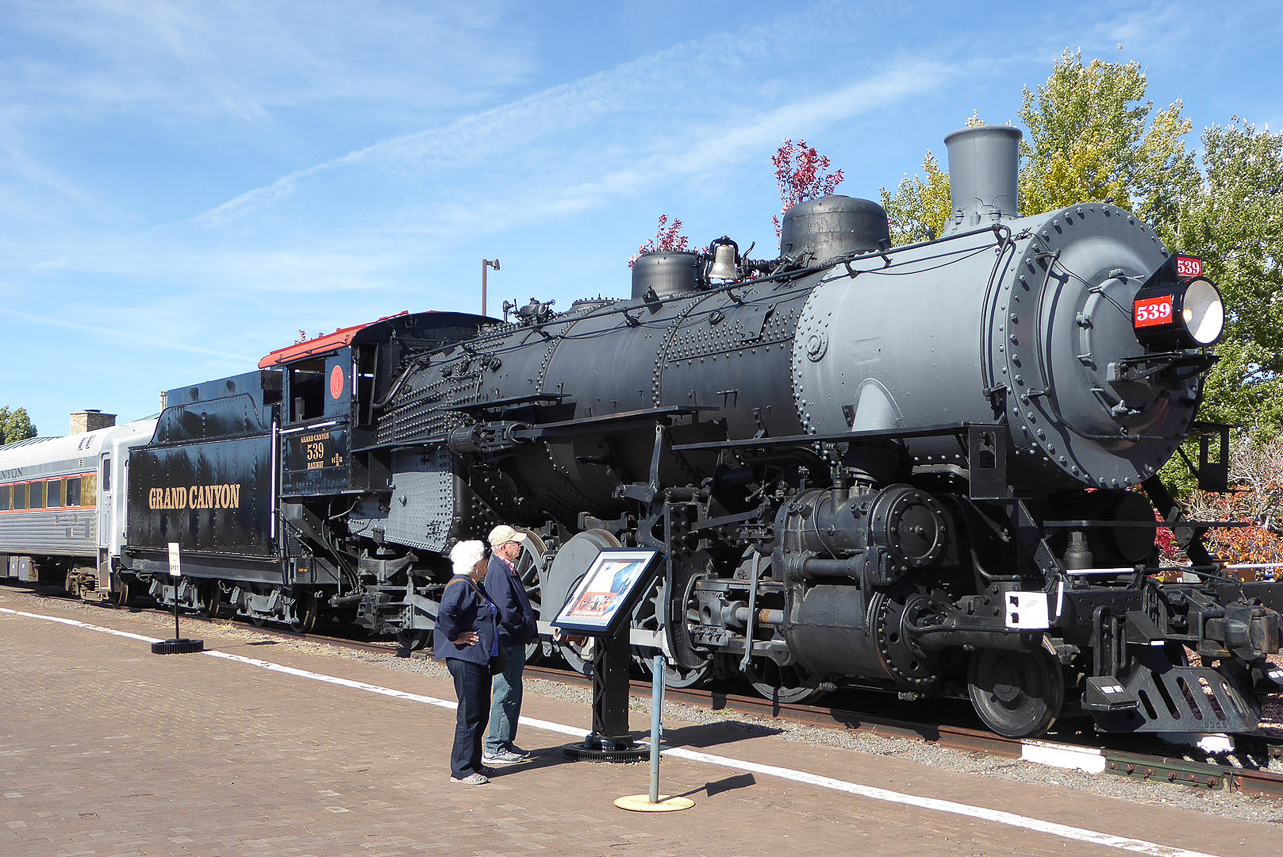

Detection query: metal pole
xmin=174 ymin=581 xmax=181 ymax=640
xmin=481 ymin=258 xmax=500 ymax=317
xmin=649 ymin=653 xmax=664 ymax=803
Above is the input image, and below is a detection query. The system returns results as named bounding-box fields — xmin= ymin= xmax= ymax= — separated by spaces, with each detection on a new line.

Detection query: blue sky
xmin=3 ymin=0 xmax=1281 ymax=437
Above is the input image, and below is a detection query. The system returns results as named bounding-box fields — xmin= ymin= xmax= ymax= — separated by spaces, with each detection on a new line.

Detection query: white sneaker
xmin=482 ymin=749 xmax=527 ymax=766
xmin=449 ymin=773 xmax=490 ymax=785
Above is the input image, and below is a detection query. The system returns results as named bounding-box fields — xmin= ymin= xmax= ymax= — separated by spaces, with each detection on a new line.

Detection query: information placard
xmin=167 ymin=542 xmax=182 ymax=578
xmin=551 ymin=549 xmax=660 ymax=637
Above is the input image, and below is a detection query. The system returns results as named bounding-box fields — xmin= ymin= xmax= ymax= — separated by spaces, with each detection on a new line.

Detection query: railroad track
xmin=13 ymin=585 xmax=1283 ymax=801
xmin=523 ymin=664 xmax=1283 ymax=801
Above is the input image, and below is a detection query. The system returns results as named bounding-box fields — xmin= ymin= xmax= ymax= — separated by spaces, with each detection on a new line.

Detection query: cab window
xmin=288 ymin=359 xmax=326 ymax=423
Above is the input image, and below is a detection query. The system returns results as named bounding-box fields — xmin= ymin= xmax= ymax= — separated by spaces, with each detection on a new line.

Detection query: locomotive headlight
xmin=1181 ymin=278 xmax=1224 ymax=346
xmin=1132 ymin=255 xmax=1224 ymax=349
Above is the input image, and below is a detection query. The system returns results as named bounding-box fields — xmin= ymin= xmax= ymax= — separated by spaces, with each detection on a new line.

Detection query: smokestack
xmin=70 ymin=409 xmax=116 ymax=435
xmin=943 ymin=126 xmax=1022 ymax=235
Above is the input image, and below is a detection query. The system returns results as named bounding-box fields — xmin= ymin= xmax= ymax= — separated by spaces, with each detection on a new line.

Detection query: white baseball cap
xmin=488 ymin=525 xmax=528 ymax=547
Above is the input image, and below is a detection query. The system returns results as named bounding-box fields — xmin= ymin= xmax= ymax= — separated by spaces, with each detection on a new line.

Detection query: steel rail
xmin=525 ymin=664 xmax=1283 ymax=800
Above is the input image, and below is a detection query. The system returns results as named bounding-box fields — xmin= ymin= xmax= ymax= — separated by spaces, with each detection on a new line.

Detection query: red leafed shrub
xmin=629 ymin=214 xmax=691 ymax=268
xmin=1195 ymin=490 xmax=1283 ymax=571
xmin=1182 ymin=436 xmax=1283 ymax=578
xmin=772 ymin=139 xmax=844 ymax=238
xmin=1154 ymin=510 xmax=1180 ymax=564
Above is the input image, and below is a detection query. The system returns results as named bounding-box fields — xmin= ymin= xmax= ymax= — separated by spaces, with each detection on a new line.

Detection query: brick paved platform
xmin=0 ymin=586 xmax=1277 ymax=857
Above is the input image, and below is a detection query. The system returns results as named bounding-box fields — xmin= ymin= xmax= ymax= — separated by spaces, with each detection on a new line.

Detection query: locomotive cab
xmin=260 ymin=310 xmax=494 ymax=499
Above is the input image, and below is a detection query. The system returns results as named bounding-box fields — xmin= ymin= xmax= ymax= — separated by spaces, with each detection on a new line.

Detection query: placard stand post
xmin=151 ymin=542 xmax=204 ymax=655
xmin=613 ymin=653 xmax=694 ymax=811
xmin=553 ymin=547 xmax=661 ymax=763
xmin=563 ymin=629 xmax=647 ymax=762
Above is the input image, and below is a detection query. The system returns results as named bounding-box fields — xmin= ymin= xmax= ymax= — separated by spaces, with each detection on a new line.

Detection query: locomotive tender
xmin=3 ymin=126 xmax=1280 ymax=738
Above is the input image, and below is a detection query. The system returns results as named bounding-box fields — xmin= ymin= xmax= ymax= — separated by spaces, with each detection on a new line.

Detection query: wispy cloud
xmin=0 ymin=305 xmax=248 ymax=360
xmin=192 ymin=6 xmax=945 ymax=231
xmin=0 ymin=0 xmax=535 ymax=122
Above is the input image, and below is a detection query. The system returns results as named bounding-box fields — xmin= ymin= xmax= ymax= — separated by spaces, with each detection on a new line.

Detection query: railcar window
xmin=66 ymin=477 xmax=81 ymax=507
xmin=28 ymin=481 xmax=43 ymax=509
xmin=0 ymin=485 xmax=9 ymax=511
xmin=12 ymin=484 xmax=25 ymax=510
xmin=81 ymin=473 xmax=97 ymax=508
xmin=101 ymin=456 xmax=111 ymax=492
xmin=46 ymin=479 xmax=62 ymax=508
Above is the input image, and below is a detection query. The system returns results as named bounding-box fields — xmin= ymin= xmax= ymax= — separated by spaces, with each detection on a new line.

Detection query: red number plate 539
xmin=1176 ymin=256 xmax=1202 ymax=278
xmin=1134 ymin=296 xmax=1173 ymax=327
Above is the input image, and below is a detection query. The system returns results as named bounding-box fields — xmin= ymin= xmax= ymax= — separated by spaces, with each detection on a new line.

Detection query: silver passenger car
xmin=0 ymin=418 xmax=157 ymax=599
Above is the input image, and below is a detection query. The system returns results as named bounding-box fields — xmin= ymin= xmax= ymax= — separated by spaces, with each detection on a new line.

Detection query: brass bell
xmin=708 ymin=238 xmax=739 ymax=281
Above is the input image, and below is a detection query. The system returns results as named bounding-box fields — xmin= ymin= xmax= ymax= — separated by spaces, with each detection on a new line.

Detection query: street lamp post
xmin=482 ymin=258 xmax=500 ymax=316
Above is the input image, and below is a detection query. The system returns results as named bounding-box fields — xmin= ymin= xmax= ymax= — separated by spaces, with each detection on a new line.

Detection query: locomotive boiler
xmin=50 ymin=125 xmax=1280 ymax=739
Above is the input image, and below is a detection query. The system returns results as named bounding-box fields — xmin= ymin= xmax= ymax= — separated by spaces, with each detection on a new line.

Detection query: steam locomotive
xmin=3 ymin=126 xmax=1280 ymax=739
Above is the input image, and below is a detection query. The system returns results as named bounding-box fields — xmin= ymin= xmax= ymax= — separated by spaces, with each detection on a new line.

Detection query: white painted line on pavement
xmin=1 ymin=605 xmax=1222 ymax=857
xmin=1 ymin=607 xmax=164 ymax=644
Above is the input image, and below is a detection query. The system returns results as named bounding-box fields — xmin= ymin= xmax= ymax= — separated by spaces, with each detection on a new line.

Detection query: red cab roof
xmin=258 ymin=312 xmax=411 ymax=368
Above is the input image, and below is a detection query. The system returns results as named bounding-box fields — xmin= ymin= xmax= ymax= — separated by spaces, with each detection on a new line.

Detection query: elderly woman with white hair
xmin=434 ymin=539 xmax=499 ymax=785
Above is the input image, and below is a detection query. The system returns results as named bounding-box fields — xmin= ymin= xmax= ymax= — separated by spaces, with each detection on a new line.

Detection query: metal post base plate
xmin=563 ymin=734 xmax=649 ymax=763
xmin=151 ymin=638 xmax=205 ymax=655
xmin=614 ymin=794 xmax=695 ymax=811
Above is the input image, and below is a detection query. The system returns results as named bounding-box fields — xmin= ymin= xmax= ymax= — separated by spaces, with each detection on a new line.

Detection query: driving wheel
xmin=966 ymin=646 xmax=1064 ymax=738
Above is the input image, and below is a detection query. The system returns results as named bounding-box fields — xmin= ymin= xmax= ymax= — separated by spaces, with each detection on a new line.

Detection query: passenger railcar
xmin=0 ymin=418 xmax=156 ymax=599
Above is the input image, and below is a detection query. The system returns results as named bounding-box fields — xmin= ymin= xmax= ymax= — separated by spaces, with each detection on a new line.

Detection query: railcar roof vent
xmin=943 ymin=125 xmax=1021 ymax=234
xmin=631 ymin=251 xmax=701 ymax=301
xmin=779 ymin=195 xmax=890 ymax=267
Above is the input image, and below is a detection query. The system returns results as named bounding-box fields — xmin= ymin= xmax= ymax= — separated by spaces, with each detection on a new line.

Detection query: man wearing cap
xmin=482 ymin=524 xmax=539 ymax=766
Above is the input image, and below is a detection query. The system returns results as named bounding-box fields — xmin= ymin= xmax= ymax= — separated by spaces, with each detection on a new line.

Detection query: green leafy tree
xmin=880 ymin=151 xmax=951 ymax=245
xmin=1175 ymin=119 xmax=1283 ymax=437
xmin=0 ymin=406 xmax=38 ymax=445
xmin=1017 ymin=50 xmax=1198 ymax=224
xmin=881 ymin=52 xmax=1198 ymax=241
xmin=879 ymin=113 xmax=982 ymax=244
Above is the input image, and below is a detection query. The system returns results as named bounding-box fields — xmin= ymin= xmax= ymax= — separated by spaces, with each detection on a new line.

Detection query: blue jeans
xmin=485 ymin=642 xmax=527 ymax=754
xmin=447 ymin=658 xmax=490 ymax=778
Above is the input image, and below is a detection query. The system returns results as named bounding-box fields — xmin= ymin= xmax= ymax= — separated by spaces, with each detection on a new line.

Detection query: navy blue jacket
xmin=484 ymin=555 xmax=538 ymax=647
xmin=433 ymin=574 xmax=498 ymax=666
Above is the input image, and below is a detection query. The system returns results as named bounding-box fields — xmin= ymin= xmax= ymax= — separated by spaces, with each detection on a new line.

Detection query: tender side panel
xmin=127 ymin=436 xmax=275 ymax=558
